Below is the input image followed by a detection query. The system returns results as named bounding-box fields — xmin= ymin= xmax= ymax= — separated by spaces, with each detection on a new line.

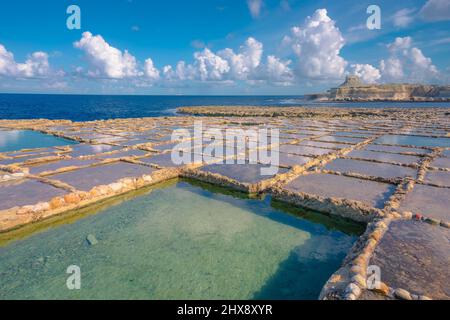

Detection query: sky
xmin=0 ymin=0 xmax=449 ymax=95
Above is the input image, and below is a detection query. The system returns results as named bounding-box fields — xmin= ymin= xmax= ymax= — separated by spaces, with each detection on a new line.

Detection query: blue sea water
xmin=0 ymin=94 xmax=449 ymax=121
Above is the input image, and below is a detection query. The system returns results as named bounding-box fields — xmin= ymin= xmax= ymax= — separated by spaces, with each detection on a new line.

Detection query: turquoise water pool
xmin=0 ymin=130 xmax=76 ymax=153
xmin=0 ymin=180 xmax=362 ymax=300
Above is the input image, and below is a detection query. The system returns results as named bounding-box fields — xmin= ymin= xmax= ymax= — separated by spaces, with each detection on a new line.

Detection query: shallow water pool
xmin=0 ymin=130 xmax=76 ymax=153
xmin=375 ymin=135 xmax=450 ymax=148
xmin=0 ymin=180 xmax=362 ymax=300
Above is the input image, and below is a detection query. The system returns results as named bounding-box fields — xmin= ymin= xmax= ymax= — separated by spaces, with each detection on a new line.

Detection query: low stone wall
xmin=0 ymin=168 xmax=180 ymax=233
xmin=270 ymin=187 xmax=384 ymax=224
xmin=319 ymin=217 xmax=392 ymax=300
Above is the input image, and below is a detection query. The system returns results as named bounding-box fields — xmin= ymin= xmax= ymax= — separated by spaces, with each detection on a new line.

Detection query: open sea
xmin=0 ymin=94 xmax=449 ymax=121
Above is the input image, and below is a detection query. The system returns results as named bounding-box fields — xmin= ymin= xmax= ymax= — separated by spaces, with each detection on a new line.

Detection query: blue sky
xmin=0 ymin=0 xmax=449 ymax=95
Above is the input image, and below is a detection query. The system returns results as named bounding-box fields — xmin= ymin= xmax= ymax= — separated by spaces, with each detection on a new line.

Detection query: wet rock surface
xmin=285 ymin=173 xmax=396 ymax=209
xmin=398 ymin=184 xmax=450 ymax=222
xmin=370 ymin=220 xmax=450 ymax=300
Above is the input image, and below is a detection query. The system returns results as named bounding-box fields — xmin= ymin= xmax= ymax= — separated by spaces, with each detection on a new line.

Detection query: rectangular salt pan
xmin=375 ymin=135 xmax=450 ymax=148
xmin=398 ymin=184 xmax=450 ymax=222
xmin=370 ymin=220 xmax=450 ymax=300
xmin=139 ymin=153 xmax=187 ymax=168
xmin=68 ymin=144 xmax=120 ymax=157
xmin=279 ymin=144 xmax=333 ymax=157
xmin=285 ymin=173 xmax=395 ymax=209
xmin=28 ymin=158 xmax=99 ymax=175
xmin=324 ymin=158 xmax=417 ymax=179
xmin=430 ymin=157 xmax=450 ymax=169
xmin=347 ymin=150 xmax=420 ymax=165
xmin=314 ymin=135 xmax=366 ymax=144
xmin=424 ymin=171 xmax=450 ymax=187
xmin=49 ymin=162 xmax=155 ymax=191
xmin=365 ymin=144 xmax=430 ymax=155
xmin=0 ymin=179 xmax=67 ymax=210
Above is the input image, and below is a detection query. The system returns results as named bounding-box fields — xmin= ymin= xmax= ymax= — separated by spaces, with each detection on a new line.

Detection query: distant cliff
xmin=305 ymin=76 xmax=450 ymax=102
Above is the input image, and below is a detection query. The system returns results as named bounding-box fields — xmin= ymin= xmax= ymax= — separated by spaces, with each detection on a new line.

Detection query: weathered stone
xmin=418 ymin=295 xmax=432 ymax=300
xmin=370 ymin=229 xmax=383 ymax=241
xmin=391 ymin=212 xmax=402 ymax=219
xmin=366 ymin=238 xmax=378 ymax=251
xmin=49 ymin=196 xmax=65 ymax=209
xmin=135 ymin=177 xmax=146 ymax=188
xmin=143 ymin=174 xmax=153 ymax=182
xmin=109 ymin=182 xmax=123 ymax=193
xmin=64 ymin=193 xmax=81 ymax=205
xmin=394 ymin=288 xmax=412 ymax=300
xmin=346 ymin=283 xmax=361 ymax=296
xmin=96 ymin=185 xmax=111 ymax=196
xmin=352 ymin=256 xmax=367 ymax=269
xmin=374 ymin=220 xmax=387 ymax=229
xmin=440 ymin=221 xmax=450 ymax=228
xmin=402 ymin=211 xmax=413 ymax=219
xmin=32 ymin=202 xmax=50 ymax=213
xmin=76 ymin=191 xmax=90 ymax=200
xmin=371 ymin=282 xmax=390 ymax=296
xmin=351 ymin=274 xmax=367 ymax=288
xmin=89 ymin=188 xmax=101 ymax=198
xmin=2 ymin=174 xmax=12 ymax=181
xmin=350 ymin=265 xmax=362 ymax=276
xmin=86 ymin=234 xmax=98 ymax=246
xmin=328 ymin=274 xmax=343 ymax=284
xmin=17 ymin=205 xmax=33 ymax=215
xmin=121 ymin=178 xmax=134 ymax=189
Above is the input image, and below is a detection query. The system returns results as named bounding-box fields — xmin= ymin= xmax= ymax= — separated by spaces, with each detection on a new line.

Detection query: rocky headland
xmin=305 ymin=76 xmax=450 ymax=102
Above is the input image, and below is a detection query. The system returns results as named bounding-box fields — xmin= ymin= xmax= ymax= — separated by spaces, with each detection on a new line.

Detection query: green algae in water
xmin=0 ymin=180 xmax=362 ymax=300
xmin=0 ymin=130 xmax=76 ymax=153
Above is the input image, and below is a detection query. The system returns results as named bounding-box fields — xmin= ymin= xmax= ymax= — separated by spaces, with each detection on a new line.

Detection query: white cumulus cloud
xmin=286 ymin=9 xmax=347 ymax=80
xmin=194 ymin=48 xmax=230 ymax=81
xmin=218 ymin=37 xmax=263 ymax=80
xmin=349 ymin=64 xmax=381 ymax=83
xmin=144 ymin=58 xmax=160 ymax=81
xmin=380 ymin=37 xmax=438 ymax=82
xmin=380 ymin=58 xmax=404 ymax=80
xmin=0 ymin=45 xmax=50 ymax=78
xmin=74 ymin=32 xmax=141 ymax=79
xmin=265 ymin=55 xmax=294 ymax=84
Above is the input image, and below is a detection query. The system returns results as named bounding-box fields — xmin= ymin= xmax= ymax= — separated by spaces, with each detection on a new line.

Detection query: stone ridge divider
xmin=319 ymin=217 xmax=392 ymax=300
xmin=0 ymin=167 xmax=181 ymax=232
